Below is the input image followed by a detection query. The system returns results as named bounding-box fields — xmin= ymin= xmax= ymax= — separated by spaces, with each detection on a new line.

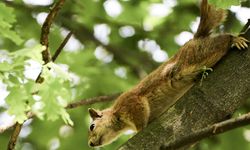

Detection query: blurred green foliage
xmin=0 ymin=3 xmax=23 ymax=45
xmin=0 ymin=0 xmax=249 ymax=150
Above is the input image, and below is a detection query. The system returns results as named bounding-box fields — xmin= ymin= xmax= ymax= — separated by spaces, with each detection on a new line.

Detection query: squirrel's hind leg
xmin=232 ymin=36 xmax=249 ymax=50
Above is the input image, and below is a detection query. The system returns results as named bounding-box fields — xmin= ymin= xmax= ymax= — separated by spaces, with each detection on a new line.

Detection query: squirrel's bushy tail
xmin=194 ymin=0 xmax=227 ymax=38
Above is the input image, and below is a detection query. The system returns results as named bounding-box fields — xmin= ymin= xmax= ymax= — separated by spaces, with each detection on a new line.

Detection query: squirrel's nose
xmin=89 ymin=142 xmax=95 ymax=147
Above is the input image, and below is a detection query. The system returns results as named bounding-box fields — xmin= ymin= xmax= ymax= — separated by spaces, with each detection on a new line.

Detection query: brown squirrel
xmin=88 ymin=0 xmax=249 ymax=147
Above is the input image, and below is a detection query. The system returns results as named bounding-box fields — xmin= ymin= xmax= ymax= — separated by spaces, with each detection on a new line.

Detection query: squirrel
xmin=88 ymin=0 xmax=249 ymax=147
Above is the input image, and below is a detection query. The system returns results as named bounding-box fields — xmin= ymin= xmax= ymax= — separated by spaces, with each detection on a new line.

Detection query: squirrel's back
xmin=134 ymin=0 xmax=228 ymax=122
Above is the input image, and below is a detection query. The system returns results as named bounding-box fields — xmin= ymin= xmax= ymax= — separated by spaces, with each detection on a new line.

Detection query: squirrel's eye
xmin=90 ymin=124 xmax=95 ymax=131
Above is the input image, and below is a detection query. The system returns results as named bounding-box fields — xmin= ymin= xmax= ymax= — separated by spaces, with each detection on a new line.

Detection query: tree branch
xmin=161 ymin=112 xmax=250 ymax=150
xmin=40 ymin=0 xmax=65 ymax=64
xmin=52 ymin=31 xmax=73 ymax=61
xmin=7 ymin=123 xmax=23 ymax=150
xmin=240 ymin=19 xmax=250 ymax=33
xmin=119 ymin=22 xmax=250 ymax=150
xmin=36 ymin=0 xmax=66 ymax=83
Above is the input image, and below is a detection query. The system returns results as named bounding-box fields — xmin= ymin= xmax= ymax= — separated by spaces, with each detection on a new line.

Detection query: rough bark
xmin=162 ymin=112 xmax=250 ymax=149
xmin=119 ymin=29 xmax=250 ymax=149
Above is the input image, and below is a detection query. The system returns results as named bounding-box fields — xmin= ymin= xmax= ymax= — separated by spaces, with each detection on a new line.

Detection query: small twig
xmin=66 ymin=93 xmax=121 ymax=109
xmin=240 ymin=19 xmax=250 ymax=34
xmin=52 ymin=31 xmax=73 ymax=61
xmin=7 ymin=123 xmax=23 ymax=150
xmin=161 ymin=112 xmax=250 ymax=150
xmin=40 ymin=0 xmax=65 ymax=64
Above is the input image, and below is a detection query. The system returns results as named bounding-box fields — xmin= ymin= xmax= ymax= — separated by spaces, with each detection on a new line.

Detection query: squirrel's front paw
xmin=232 ymin=36 xmax=249 ymax=50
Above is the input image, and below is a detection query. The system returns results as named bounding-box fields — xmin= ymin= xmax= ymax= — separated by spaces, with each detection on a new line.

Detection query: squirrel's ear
xmin=88 ymin=108 xmax=101 ymax=119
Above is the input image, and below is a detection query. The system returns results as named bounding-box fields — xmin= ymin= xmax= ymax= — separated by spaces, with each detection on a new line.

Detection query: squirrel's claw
xmin=232 ymin=36 xmax=249 ymax=50
xmin=199 ymin=66 xmax=213 ymax=86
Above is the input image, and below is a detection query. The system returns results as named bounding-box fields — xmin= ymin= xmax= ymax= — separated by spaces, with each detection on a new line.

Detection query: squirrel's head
xmin=87 ymin=108 xmax=128 ymax=147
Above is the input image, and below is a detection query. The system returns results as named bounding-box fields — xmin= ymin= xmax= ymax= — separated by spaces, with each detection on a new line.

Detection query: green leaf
xmin=39 ymin=83 xmax=60 ymax=121
xmin=0 ymin=3 xmax=23 ymax=45
xmin=11 ymin=45 xmax=45 ymax=64
xmin=45 ymin=62 xmax=71 ymax=81
xmin=0 ymin=45 xmax=44 ymax=85
xmin=209 ymin=0 xmax=241 ymax=8
xmin=61 ymin=109 xmax=74 ymax=126
xmin=37 ymin=71 xmax=72 ymax=125
xmin=0 ymin=27 xmax=23 ymax=45
xmin=5 ymin=86 xmax=29 ymax=123
xmin=0 ymin=3 xmax=16 ymax=24
xmin=0 ymin=62 xmax=13 ymax=71
xmin=1 ymin=45 xmax=42 ymax=123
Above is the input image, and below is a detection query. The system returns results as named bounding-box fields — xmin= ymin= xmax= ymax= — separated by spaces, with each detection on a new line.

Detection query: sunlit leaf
xmin=0 ymin=3 xmax=23 ymax=45
xmin=0 ymin=3 xmax=16 ymax=23
xmin=209 ymin=0 xmax=241 ymax=8
xmin=5 ymin=86 xmax=29 ymax=123
xmin=11 ymin=45 xmax=45 ymax=64
xmin=61 ymin=109 xmax=74 ymax=126
xmin=0 ymin=27 xmax=23 ymax=45
xmin=0 ymin=62 xmax=13 ymax=71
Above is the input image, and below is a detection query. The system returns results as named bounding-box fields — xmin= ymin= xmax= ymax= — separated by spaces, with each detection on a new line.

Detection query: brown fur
xmin=87 ymin=0 xmax=249 ymax=147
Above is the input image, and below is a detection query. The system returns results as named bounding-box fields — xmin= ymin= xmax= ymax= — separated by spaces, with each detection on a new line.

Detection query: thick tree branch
xmin=161 ymin=112 xmax=250 ymax=150
xmin=119 ymin=22 xmax=250 ymax=150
